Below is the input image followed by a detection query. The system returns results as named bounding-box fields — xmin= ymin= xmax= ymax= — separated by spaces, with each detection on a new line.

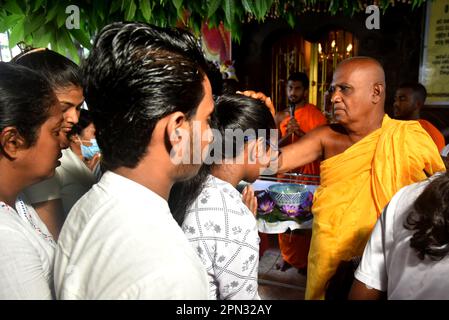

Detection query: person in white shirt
xmin=441 ymin=144 xmax=449 ymax=157
xmin=169 ymin=93 xmax=278 ymax=299
xmin=349 ymin=171 xmax=449 ymax=299
xmin=441 ymin=144 xmax=449 ymax=169
xmin=54 ymin=22 xmax=215 ymax=299
xmin=12 ymin=48 xmax=85 ymax=240
xmin=0 ymin=62 xmax=63 ymax=299
xmin=58 ymin=109 xmax=100 ymax=215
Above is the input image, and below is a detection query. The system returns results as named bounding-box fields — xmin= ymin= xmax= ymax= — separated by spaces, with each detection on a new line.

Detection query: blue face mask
xmin=80 ymin=138 xmax=100 ymax=159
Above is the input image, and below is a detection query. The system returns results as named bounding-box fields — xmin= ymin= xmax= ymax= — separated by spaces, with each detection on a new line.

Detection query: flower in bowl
xmin=256 ymin=191 xmax=275 ymax=215
xmin=298 ymin=191 xmax=314 ymax=215
xmin=280 ymin=204 xmax=301 ymax=217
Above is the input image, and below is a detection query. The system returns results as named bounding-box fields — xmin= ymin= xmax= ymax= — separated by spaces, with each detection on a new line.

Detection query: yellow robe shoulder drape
xmin=306 ymin=115 xmax=445 ymax=300
xmin=418 ymin=119 xmax=446 ymax=152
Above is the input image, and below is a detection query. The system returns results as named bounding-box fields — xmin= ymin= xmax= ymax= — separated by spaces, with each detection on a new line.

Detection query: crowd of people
xmin=0 ymin=21 xmax=448 ymax=300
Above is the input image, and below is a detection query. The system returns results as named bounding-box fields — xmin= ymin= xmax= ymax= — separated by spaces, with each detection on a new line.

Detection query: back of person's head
xmin=288 ymin=72 xmax=309 ymax=89
xmin=206 ymin=61 xmax=223 ymax=97
xmin=11 ymin=48 xmax=82 ymax=90
xmin=77 ymin=109 xmax=93 ymax=131
xmin=0 ymin=62 xmax=57 ymax=153
xmin=169 ymin=93 xmax=275 ymax=225
xmin=222 ymin=79 xmax=240 ymax=94
xmin=82 ymin=22 xmax=209 ymax=171
xmin=398 ymin=82 xmax=427 ymax=104
xmin=213 ymin=94 xmax=276 ymax=159
xmin=405 ymin=171 xmax=449 ymax=260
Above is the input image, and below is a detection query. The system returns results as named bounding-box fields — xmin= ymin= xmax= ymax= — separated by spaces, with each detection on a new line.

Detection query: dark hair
xmin=67 ymin=109 xmax=93 ymax=139
xmin=222 ymin=79 xmax=240 ymax=94
xmin=82 ymin=22 xmax=209 ymax=171
xmin=213 ymin=94 xmax=276 ymax=158
xmin=12 ymin=48 xmax=82 ymax=90
xmin=404 ymin=172 xmax=449 ymax=260
xmin=169 ymin=93 xmax=276 ymax=225
xmin=288 ymin=72 xmax=309 ymax=89
xmin=0 ymin=62 xmax=57 ymax=154
xmin=169 ymin=164 xmax=212 ymax=225
xmin=398 ymin=82 xmax=427 ymax=104
xmin=325 ymin=257 xmax=361 ymax=300
xmin=206 ymin=60 xmax=223 ymax=97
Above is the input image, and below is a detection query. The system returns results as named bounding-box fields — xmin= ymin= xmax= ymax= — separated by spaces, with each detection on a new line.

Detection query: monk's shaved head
xmin=330 ymin=56 xmax=386 ymax=127
xmin=334 ymin=56 xmax=386 ymax=106
xmin=337 ymin=56 xmax=385 ymax=86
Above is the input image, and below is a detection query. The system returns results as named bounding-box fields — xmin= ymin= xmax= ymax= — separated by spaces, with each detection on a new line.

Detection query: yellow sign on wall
xmin=420 ymin=0 xmax=449 ymax=105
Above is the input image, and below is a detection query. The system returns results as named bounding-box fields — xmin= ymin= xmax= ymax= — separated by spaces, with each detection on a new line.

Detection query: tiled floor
xmin=257 ymin=235 xmax=306 ymax=300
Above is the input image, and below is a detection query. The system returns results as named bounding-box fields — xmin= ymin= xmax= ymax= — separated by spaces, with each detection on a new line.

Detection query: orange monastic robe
xmin=277 ymin=104 xmax=327 ymax=269
xmin=306 ymin=115 xmax=446 ymax=300
xmin=418 ymin=119 xmax=446 ymax=152
xmin=279 ymin=103 xmax=327 ymax=179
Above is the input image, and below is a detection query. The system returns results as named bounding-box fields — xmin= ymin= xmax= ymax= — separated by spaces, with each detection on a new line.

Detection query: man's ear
xmin=415 ymin=99 xmax=424 ymax=111
xmin=372 ymin=83 xmax=384 ymax=104
xmin=165 ymin=111 xmax=188 ymax=148
xmin=0 ymin=127 xmax=26 ymax=159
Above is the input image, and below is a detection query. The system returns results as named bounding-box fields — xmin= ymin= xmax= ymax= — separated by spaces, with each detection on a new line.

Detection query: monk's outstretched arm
xmin=277 ymin=126 xmax=325 ymax=173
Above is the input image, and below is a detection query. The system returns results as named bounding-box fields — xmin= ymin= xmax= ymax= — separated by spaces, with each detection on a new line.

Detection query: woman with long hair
xmin=0 ymin=62 xmax=63 ymax=299
xmin=169 ymin=93 xmax=277 ymax=299
xmin=12 ymin=48 xmax=84 ymax=238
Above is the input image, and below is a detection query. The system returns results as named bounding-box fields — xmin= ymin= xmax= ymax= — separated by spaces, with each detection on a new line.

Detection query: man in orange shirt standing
xmin=276 ymin=72 xmax=327 ymax=273
xmin=393 ymin=82 xmax=445 ymax=152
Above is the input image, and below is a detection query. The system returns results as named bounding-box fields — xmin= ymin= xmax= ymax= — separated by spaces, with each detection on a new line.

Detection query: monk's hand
xmin=237 ymin=90 xmax=275 ymax=117
xmin=286 ymin=118 xmax=304 ymax=138
xmin=242 ymin=185 xmax=258 ymax=218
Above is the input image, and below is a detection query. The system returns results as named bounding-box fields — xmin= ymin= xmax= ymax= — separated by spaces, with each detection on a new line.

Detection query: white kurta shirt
xmin=23 ymin=148 xmax=97 ymax=216
xmin=0 ymin=195 xmax=56 ymax=299
xmin=182 ymin=175 xmax=260 ymax=300
xmin=54 ymin=171 xmax=208 ymax=299
xmin=56 ymin=148 xmax=96 ymax=215
xmin=355 ymin=174 xmax=449 ymax=299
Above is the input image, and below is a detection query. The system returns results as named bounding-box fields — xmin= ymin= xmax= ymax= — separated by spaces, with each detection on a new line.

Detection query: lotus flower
xmin=298 ymin=191 xmax=314 ymax=214
xmin=256 ymin=191 xmax=275 ymax=215
xmin=280 ymin=204 xmax=301 ymax=217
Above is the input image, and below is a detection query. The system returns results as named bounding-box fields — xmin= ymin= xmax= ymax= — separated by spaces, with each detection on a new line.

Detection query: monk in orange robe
xmin=278 ymin=57 xmax=446 ymax=299
xmin=276 ymin=73 xmax=327 ymax=272
xmin=279 ymin=103 xmax=327 ymax=180
xmin=394 ymin=83 xmax=446 ymax=152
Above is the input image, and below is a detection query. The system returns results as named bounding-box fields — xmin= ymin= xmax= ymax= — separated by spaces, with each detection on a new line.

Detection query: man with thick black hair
xmin=54 ymin=22 xmax=214 ymax=299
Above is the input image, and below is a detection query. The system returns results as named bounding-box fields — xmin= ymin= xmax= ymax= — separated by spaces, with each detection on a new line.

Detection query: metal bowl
xmin=267 ymin=183 xmax=308 ymax=207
